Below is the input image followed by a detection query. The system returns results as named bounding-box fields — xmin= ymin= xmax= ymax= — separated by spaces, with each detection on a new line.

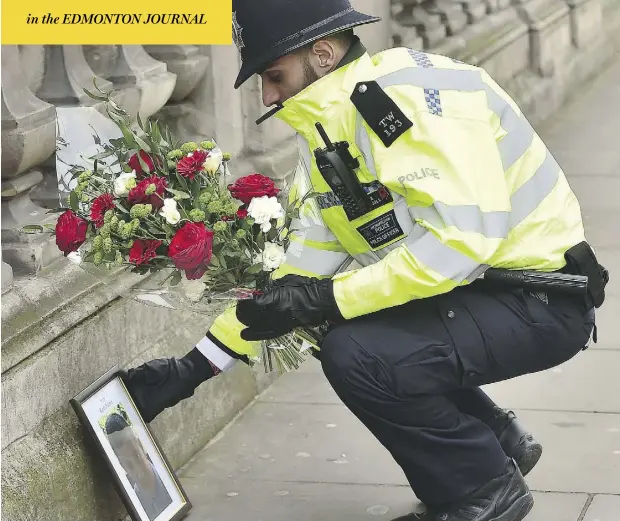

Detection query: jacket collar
xmin=336 ymin=37 xmax=367 ymax=70
xmin=275 ymin=39 xmax=374 ymax=137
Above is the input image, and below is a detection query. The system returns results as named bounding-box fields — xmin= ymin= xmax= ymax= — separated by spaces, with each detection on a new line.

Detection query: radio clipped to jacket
xmin=313 ymin=123 xmax=372 ymax=221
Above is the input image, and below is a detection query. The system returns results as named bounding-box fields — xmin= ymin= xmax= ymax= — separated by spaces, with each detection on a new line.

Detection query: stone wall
xmin=2 ymin=1 xmax=619 ymax=520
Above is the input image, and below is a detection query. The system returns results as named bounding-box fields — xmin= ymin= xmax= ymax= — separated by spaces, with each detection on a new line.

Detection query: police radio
xmin=314 ymin=123 xmax=371 ymax=221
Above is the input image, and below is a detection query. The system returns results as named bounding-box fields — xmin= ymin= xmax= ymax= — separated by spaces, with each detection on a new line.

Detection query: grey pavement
xmin=177 ymin=59 xmax=620 ymax=521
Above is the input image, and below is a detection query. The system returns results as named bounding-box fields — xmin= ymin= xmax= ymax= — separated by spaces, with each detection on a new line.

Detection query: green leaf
xmin=190 ymin=179 xmax=201 ymax=199
xmin=137 ymin=153 xmax=151 ymax=175
xmin=165 ymin=187 xmax=191 ymax=199
xmin=44 ymin=223 xmax=57 ymax=231
xmin=151 ymin=121 xmax=161 ymax=150
xmin=175 ymin=173 xmax=189 ymax=191
xmin=69 ymin=191 xmax=78 ymax=212
xmin=89 ymin=151 xmax=113 ymax=161
xmin=137 ymin=112 xmax=144 ymax=130
xmin=169 ymin=270 xmax=182 ymax=286
xmin=119 ymin=123 xmax=136 ymax=147
xmin=267 ymin=228 xmax=278 ymax=242
xmin=134 ymin=134 xmax=152 ymax=154
xmin=210 ymin=256 xmax=220 ymax=267
xmin=225 ymin=272 xmax=237 ymax=284
xmin=218 ymin=255 xmax=228 ymax=270
xmin=256 ymin=233 xmax=265 ymax=250
xmin=212 ymin=242 xmax=224 ymax=256
xmin=109 ymin=138 xmax=125 ymax=148
xmin=245 ymin=263 xmax=263 ymax=275
xmin=21 ymin=224 xmax=44 ymax=234
xmin=114 ymin=202 xmax=130 ymax=214
xmin=83 ymin=88 xmax=108 ymax=102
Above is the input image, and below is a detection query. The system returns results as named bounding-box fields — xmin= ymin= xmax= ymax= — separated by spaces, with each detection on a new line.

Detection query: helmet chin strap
xmin=256 ymin=104 xmax=284 ymax=125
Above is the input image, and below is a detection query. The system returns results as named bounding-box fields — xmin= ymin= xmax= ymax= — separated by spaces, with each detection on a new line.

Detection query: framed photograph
xmin=70 ymin=366 xmax=192 ymax=521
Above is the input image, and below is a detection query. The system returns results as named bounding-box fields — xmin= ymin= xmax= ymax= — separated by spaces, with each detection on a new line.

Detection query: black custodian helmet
xmin=232 ymin=0 xmax=381 ymax=89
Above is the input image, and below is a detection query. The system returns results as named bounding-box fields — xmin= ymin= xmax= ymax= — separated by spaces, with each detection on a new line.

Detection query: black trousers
xmin=320 ymin=284 xmax=595 ymax=506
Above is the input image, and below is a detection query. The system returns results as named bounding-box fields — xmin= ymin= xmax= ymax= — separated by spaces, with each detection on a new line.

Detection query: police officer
xmin=122 ymin=1 xmax=608 ymax=520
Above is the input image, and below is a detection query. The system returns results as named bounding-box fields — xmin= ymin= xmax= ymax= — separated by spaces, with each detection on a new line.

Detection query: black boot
xmin=393 ymin=459 xmax=534 ymax=521
xmin=120 ymin=348 xmax=215 ymax=422
xmin=490 ymin=410 xmax=542 ymax=477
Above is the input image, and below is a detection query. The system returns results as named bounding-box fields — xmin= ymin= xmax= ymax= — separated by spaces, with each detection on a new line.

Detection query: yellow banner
xmin=2 ymin=0 xmax=232 ymax=44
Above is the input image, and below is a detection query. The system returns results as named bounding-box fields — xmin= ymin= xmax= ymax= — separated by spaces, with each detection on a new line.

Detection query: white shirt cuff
xmin=195 ymin=335 xmax=237 ymax=372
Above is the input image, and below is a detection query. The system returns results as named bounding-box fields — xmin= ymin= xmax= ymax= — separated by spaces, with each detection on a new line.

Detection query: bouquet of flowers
xmin=34 ymin=81 xmax=321 ymax=372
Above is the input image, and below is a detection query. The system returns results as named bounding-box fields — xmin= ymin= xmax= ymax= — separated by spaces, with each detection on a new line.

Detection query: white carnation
xmin=262 ymin=242 xmax=286 ymax=271
xmin=202 ymin=148 xmax=224 ymax=175
xmin=247 ymin=196 xmax=284 ymax=233
xmin=159 ymin=198 xmax=181 ymax=225
xmin=113 ymin=170 xmax=137 ymax=197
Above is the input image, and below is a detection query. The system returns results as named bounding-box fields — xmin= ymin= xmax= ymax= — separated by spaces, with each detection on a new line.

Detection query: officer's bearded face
xmin=260 ymin=53 xmax=320 ymax=107
xmin=260 ymin=39 xmax=343 ymax=107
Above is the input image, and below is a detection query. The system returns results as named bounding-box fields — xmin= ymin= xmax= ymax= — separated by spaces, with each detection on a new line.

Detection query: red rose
xmin=55 ymin=210 xmax=88 ymax=256
xmin=228 ymin=173 xmax=279 ymax=205
xmin=128 ymin=175 xmax=168 ymax=209
xmin=128 ymin=150 xmax=155 ymax=178
xmin=177 ymin=149 xmax=208 ymax=180
xmin=90 ymin=193 xmax=116 ymax=228
xmin=168 ymin=222 xmax=214 ymax=280
xmin=236 ymin=207 xmax=248 ymax=219
xmin=129 ymin=239 xmax=162 ymax=266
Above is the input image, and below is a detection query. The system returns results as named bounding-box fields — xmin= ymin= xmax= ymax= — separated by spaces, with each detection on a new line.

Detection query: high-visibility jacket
xmin=197 ymin=46 xmax=586 ymax=370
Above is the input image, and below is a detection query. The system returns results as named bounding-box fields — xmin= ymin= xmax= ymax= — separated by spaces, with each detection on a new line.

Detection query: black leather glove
xmin=119 ymin=348 xmax=215 ymax=423
xmin=236 ymin=275 xmax=343 ymax=341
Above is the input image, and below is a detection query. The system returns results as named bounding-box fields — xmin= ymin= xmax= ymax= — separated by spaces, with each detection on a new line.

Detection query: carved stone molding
xmin=516 ymin=0 xmax=572 ymax=77
xmin=565 ymin=0 xmax=603 ymax=48
xmin=35 ymin=46 xmax=112 ymax=107
xmin=144 ymin=45 xmax=209 ymax=102
xmin=393 ymin=0 xmax=448 ymax=47
xmin=94 ymin=45 xmax=176 ymax=120
xmin=1 ymin=46 xmax=59 ymax=275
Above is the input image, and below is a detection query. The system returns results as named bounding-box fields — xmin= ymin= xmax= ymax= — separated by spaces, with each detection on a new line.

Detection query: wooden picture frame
xmin=70 ymin=366 xmax=192 ymax=521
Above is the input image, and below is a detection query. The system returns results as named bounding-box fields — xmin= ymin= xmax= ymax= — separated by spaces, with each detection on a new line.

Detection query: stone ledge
xmin=0 ymin=252 xmax=179 ymax=373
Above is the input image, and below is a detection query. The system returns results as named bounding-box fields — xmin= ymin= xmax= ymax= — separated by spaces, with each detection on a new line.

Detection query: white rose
xmin=159 ymin=198 xmax=181 ymax=225
xmin=202 ymin=148 xmax=224 ymax=175
xmin=113 ymin=170 xmax=137 ymax=197
xmin=247 ymin=196 xmax=284 ymax=233
xmin=262 ymin=242 xmax=286 ymax=271
xmin=180 ymin=277 xmax=206 ymax=303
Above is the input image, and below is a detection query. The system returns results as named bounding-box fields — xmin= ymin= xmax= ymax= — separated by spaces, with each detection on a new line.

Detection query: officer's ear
xmin=309 ymin=39 xmax=339 ymax=73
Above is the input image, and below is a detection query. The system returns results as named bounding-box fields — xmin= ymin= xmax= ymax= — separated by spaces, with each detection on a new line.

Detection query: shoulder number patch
xmin=350 ymin=81 xmax=413 ymax=148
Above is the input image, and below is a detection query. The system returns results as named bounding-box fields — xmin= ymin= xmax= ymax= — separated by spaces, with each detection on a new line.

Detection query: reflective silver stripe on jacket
xmin=409 ymin=203 xmax=510 ymax=239
xmin=405 ymin=230 xmax=489 ymax=283
xmin=290 ymin=217 xmax=340 ymax=243
xmin=285 ymin=239 xmax=349 ymax=276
